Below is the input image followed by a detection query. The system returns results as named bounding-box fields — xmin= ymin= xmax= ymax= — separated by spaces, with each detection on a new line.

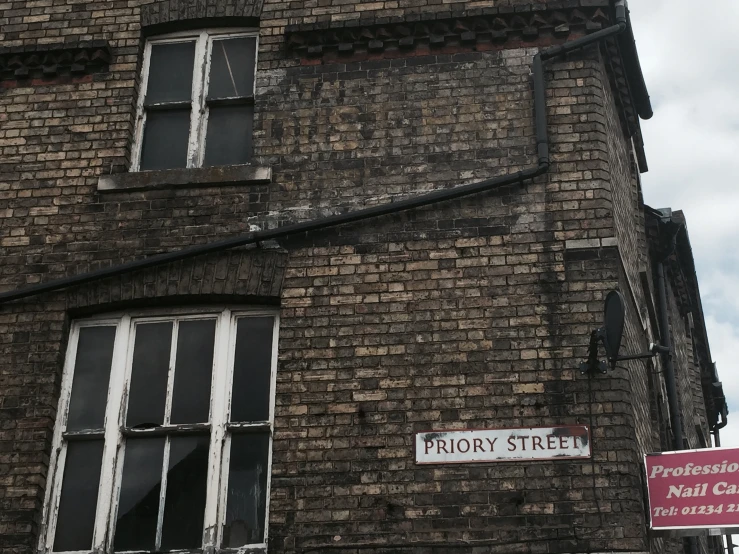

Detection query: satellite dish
xmin=603 ymin=290 xmax=625 ymax=368
xmin=582 ymin=289 xmax=660 ymax=375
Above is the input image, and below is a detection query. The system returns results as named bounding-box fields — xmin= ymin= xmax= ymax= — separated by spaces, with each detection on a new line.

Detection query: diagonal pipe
xmin=0 ymin=2 xmax=630 ymax=305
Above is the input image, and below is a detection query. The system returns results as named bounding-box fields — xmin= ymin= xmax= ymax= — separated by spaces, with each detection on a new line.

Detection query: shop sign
xmin=645 ymin=447 xmax=739 ymax=530
xmin=415 ymin=426 xmax=591 ymax=465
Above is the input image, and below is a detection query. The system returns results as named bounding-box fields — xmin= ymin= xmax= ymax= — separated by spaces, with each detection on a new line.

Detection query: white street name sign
xmin=416 ymin=426 xmax=591 ymax=464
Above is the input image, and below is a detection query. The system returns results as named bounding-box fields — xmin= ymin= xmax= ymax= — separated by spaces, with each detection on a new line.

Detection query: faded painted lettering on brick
xmin=416 ymin=426 xmax=591 ymax=464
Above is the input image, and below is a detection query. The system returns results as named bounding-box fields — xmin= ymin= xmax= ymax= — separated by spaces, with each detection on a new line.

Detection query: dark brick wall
xmin=666 ymin=277 xmax=710 ymax=452
xmin=601 ymin=46 xmax=663 ymax=553
xmin=0 ymin=1 xmax=718 ymax=553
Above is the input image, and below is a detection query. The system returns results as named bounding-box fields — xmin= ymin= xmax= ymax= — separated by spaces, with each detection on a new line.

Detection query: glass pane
xmin=160 ymin=435 xmax=210 ymax=550
xmin=203 ymin=105 xmax=253 ymax=167
xmin=223 ymin=433 xmax=270 ymax=547
xmin=140 ymin=109 xmax=191 ymax=171
xmin=126 ymin=322 xmax=172 ymax=428
xmin=208 ymin=37 xmax=257 ymax=99
xmin=66 ymin=326 xmax=116 ymax=432
xmin=53 ymin=440 xmax=104 ymax=552
xmin=114 ymin=437 xmax=165 ymax=552
xmin=231 ymin=317 xmax=274 ymax=422
xmin=145 ymin=41 xmax=195 ymax=104
xmin=170 ymin=320 xmax=216 ymax=424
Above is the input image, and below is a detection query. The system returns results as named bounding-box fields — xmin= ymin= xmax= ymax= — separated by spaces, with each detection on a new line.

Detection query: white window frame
xmin=38 ymin=307 xmax=279 ymax=554
xmin=131 ymin=28 xmax=259 ymax=172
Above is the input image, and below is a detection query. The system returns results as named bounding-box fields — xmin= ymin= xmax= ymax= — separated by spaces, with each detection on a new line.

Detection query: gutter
xmin=0 ymin=3 xmax=631 ymax=305
xmin=618 ymin=3 xmax=653 ymax=120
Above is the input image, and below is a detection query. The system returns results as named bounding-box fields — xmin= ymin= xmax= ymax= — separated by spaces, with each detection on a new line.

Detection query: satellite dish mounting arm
xmin=580 ymin=291 xmax=671 ymax=374
xmin=580 ymin=328 xmax=609 ymax=375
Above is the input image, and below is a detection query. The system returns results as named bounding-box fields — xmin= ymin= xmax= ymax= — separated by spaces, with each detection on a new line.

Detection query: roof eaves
xmin=646 ymin=207 xmax=728 ymax=430
xmin=618 ymin=3 xmax=653 ymax=120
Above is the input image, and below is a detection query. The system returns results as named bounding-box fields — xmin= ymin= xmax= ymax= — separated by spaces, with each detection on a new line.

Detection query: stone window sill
xmin=97 ymin=164 xmax=271 ymax=192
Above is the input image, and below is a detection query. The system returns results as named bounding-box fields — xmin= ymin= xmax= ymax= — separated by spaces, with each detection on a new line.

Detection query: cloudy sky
xmin=628 ymin=0 xmax=739 ymax=447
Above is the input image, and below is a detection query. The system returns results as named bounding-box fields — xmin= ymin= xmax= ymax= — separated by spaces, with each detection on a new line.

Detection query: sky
xmin=628 ymin=0 xmax=739 ymax=447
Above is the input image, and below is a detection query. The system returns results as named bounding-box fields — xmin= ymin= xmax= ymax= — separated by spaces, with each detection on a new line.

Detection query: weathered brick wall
xmin=599 ymin=45 xmax=671 ymax=553
xmin=666 ymin=279 xmax=710 ymax=452
xmin=256 ymin=46 xmax=538 ymax=225
xmin=0 ymin=297 xmax=65 ymax=553
xmin=602 ymin=47 xmax=653 ymax=451
xmin=0 ymin=1 xmax=712 ymax=553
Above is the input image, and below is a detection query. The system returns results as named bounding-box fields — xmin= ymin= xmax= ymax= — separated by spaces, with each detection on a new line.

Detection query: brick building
xmin=0 ymin=0 xmax=729 ymax=553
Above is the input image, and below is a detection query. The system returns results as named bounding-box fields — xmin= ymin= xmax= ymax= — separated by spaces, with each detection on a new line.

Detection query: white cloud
xmin=705 ymin=316 xmax=739 ymax=447
xmin=629 ymin=0 xmax=739 ymax=447
xmin=701 ymin=270 xmax=739 ymax=327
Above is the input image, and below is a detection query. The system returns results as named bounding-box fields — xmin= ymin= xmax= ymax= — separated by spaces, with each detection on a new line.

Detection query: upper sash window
xmin=132 ymin=30 xmax=258 ymax=171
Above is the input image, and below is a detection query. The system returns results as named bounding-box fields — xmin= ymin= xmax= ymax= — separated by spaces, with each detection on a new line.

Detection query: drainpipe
xmin=656 ymin=260 xmax=683 ymax=451
xmin=714 ymin=408 xmax=733 ymax=554
xmin=655 ymin=226 xmax=699 ymax=554
xmin=716 ymin=431 xmax=735 ymax=554
xmin=0 ymin=3 xmax=628 ymax=307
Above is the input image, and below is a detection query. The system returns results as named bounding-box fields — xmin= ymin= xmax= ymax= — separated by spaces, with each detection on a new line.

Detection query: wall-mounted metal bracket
xmin=580 ymin=328 xmax=609 ymax=375
xmin=616 ymin=343 xmax=669 ymax=362
xmin=580 ymin=290 xmax=672 ymax=375
xmin=580 ymin=332 xmax=669 ymax=375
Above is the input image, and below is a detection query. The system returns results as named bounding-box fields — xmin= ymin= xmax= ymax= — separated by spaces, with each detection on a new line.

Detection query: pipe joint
xmin=614 ymin=0 xmax=627 ymax=25
xmin=537 ymin=144 xmax=550 ymax=165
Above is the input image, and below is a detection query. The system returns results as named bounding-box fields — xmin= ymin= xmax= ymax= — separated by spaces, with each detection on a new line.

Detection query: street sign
xmin=415 ymin=426 xmax=591 ymax=465
xmin=646 ymin=447 xmax=739 ymax=531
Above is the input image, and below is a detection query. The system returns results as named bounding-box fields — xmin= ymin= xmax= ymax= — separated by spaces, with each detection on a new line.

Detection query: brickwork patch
xmin=65 ymin=249 xmax=288 ymax=312
xmin=0 ymin=41 xmax=112 ymax=84
xmin=141 ymin=0 xmax=266 ymax=28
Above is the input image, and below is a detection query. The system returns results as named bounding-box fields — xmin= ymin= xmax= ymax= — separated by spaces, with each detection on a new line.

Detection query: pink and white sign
xmin=415 ymin=426 xmax=591 ymax=464
xmin=645 ymin=447 xmax=739 ymax=530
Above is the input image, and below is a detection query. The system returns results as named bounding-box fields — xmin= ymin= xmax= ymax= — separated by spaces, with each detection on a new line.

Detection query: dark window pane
xmin=140 ymin=109 xmax=191 ymax=171
xmin=223 ymin=433 xmax=270 ymax=547
xmin=170 ymin=320 xmax=216 ymax=424
xmin=126 ymin=322 xmax=172 ymax=428
xmin=203 ymin=105 xmax=253 ymax=167
xmin=208 ymin=37 xmax=257 ymax=99
xmin=231 ymin=317 xmax=274 ymax=422
xmin=53 ymin=440 xmax=104 ymax=552
xmin=160 ymin=435 xmax=210 ymax=550
xmin=114 ymin=437 xmax=165 ymax=552
xmin=146 ymin=41 xmax=195 ymax=104
xmin=66 ymin=326 xmax=116 ymax=432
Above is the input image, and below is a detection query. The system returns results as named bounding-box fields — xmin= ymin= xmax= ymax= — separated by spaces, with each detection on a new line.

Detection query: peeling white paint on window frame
xmin=38 ymin=307 xmax=279 ymax=554
xmin=130 ymin=28 xmax=259 ymax=172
